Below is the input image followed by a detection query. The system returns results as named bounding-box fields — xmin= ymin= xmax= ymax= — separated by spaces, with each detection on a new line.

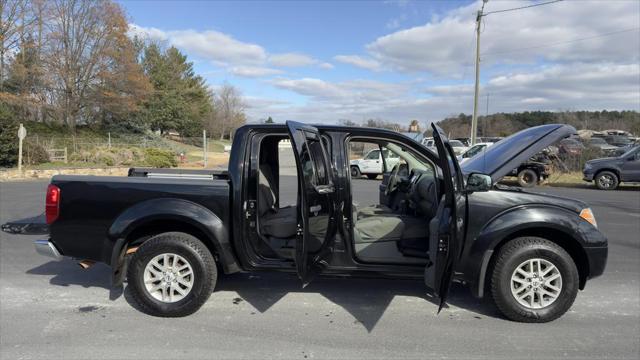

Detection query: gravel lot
xmin=1 ymin=179 xmax=639 ymax=359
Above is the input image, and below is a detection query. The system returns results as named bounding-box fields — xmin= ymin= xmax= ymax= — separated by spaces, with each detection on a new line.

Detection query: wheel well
xmin=593 ymin=168 xmax=620 ymax=180
xmin=484 ymin=227 xmax=590 ymax=294
xmin=125 ymin=219 xmax=219 ymax=261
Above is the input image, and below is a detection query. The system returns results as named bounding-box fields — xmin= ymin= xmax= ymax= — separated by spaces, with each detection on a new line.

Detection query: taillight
xmin=46 ymin=184 xmax=61 ymax=224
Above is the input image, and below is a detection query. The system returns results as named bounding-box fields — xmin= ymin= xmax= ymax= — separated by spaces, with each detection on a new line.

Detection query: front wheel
xmin=595 ymin=171 xmax=619 ymax=190
xmin=350 ymin=166 xmax=361 ymax=178
xmin=490 ymin=237 xmax=579 ymax=323
xmin=127 ymin=232 xmax=217 ymax=317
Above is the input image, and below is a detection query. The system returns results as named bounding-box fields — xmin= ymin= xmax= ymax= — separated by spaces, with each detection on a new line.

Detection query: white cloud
xmin=269 ymin=53 xmax=318 ymax=67
xmin=228 ymin=66 xmax=283 ymax=78
xmin=128 ymin=24 xmax=168 ymax=42
xmin=366 ymin=0 xmax=640 ymax=74
xmin=168 ymin=30 xmax=267 ymax=65
xmin=248 ymin=63 xmax=640 ymax=124
xmin=130 ymin=24 xmax=267 ymax=66
xmin=319 ymin=62 xmax=334 ymax=70
xmin=129 ymin=24 xmax=331 ymax=75
xmin=334 ymin=55 xmax=382 ymax=71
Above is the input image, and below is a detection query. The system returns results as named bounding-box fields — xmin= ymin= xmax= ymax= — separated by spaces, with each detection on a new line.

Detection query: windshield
xmin=589 ymin=138 xmax=606 ymax=145
xmin=449 ymin=140 xmax=464 ymax=147
xmin=463 ymin=144 xmax=486 ymax=158
xmin=610 ymin=136 xmax=632 ymax=144
xmin=385 ymin=142 xmax=433 ymax=173
xmin=621 ymin=146 xmax=639 ymax=158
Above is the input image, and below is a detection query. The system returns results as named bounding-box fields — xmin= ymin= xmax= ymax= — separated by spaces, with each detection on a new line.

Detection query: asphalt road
xmin=1 ymin=179 xmax=639 ymax=359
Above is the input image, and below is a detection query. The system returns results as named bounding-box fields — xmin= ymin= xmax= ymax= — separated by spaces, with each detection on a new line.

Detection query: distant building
xmin=400 ymin=131 xmax=425 ymax=143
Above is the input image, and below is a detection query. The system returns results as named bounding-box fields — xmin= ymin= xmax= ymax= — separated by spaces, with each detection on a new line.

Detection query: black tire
xmin=490 ymin=237 xmax=579 ymax=323
xmin=595 ymin=171 xmax=619 ymax=190
xmin=127 ymin=232 xmax=217 ymax=317
xmin=366 ymin=174 xmax=378 ymax=180
xmin=350 ymin=166 xmax=361 ymax=178
xmin=517 ymin=169 xmax=538 ymax=188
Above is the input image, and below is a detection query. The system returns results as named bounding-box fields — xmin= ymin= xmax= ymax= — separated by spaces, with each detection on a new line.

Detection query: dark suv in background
xmin=583 ymin=146 xmax=640 ymax=190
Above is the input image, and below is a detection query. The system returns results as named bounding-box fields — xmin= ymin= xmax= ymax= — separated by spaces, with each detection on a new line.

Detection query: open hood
xmin=461 ymin=124 xmax=575 ymax=183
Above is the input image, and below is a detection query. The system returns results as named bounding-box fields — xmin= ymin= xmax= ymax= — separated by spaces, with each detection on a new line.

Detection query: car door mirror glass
xmin=466 ymin=173 xmax=492 ymax=192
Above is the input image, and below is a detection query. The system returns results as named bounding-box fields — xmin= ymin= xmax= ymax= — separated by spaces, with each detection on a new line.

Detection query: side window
xmin=381 ymin=146 xmax=404 ymax=172
xmin=301 ymin=131 xmax=331 ymax=187
xmin=278 ymin=139 xmax=297 ymax=207
xmin=365 ymin=150 xmax=380 ymax=160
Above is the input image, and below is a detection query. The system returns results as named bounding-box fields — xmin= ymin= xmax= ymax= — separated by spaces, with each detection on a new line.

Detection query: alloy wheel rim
xmin=598 ymin=175 xmax=613 ymax=188
xmin=510 ymin=258 xmax=562 ymax=309
xmin=143 ymin=253 xmax=194 ymax=303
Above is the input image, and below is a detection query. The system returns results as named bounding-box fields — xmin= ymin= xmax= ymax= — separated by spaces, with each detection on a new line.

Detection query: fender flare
xmin=464 ymin=205 xmax=604 ymax=298
xmin=108 ymin=198 xmax=240 ymax=285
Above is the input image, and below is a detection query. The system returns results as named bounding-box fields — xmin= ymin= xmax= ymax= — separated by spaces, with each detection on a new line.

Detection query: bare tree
xmin=0 ymin=0 xmax=28 ymax=89
xmin=212 ymin=83 xmax=245 ymax=140
xmin=43 ymin=0 xmax=127 ymax=129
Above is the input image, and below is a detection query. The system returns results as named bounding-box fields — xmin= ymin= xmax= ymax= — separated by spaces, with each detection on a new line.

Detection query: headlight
xmin=584 ymin=163 xmax=592 ymax=170
xmin=579 ymin=208 xmax=597 ymax=228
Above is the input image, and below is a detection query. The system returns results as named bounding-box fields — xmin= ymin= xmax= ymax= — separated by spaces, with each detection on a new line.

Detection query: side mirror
xmin=466 ymin=173 xmax=492 ymax=193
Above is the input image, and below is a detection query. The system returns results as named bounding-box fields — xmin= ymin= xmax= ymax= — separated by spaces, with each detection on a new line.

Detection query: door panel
xmin=286 ymin=121 xmax=336 ymax=285
xmin=621 ymin=150 xmax=640 ymax=181
xmin=425 ymin=123 xmax=467 ymax=311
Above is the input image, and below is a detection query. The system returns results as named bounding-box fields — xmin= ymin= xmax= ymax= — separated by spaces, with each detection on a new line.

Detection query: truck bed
xmin=128 ymin=167 xmax=229 ymax=180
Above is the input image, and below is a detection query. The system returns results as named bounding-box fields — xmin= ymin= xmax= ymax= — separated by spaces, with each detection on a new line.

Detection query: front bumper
xmin=585 ymin=246 xmax=608 ymax=280
xmin=583 ymin=170 xmax=595 ymax=181
xmin=34 ymin=240 xmax=63 ymax=260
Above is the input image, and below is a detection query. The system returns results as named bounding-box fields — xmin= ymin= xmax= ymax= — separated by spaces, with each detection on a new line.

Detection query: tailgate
xmin=1 ymin=213 xmax=49 ymax=235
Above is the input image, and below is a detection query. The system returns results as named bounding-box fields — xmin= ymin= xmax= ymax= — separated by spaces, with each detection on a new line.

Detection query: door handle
xmin=310 ymin=205 xmax=322 ymax=214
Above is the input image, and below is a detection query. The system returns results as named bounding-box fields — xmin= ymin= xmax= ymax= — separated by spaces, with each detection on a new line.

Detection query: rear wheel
xmin=490 ymin=237 xmax=578 ymax=323
xmin=366 ymin=174 xmax=378 ymax=180
xmin=517 ymin=169 xmax=538 ymax=188
xmin=350 ymin=166 xmax=361 ymax=178
xmin=127 ymin=232 xmax=217 ymax=317
xmin=595 ymin=171 xmax=619 ymax=190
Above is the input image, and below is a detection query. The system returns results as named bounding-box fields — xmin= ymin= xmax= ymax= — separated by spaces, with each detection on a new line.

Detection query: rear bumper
xmin=34 ymin=240 xmax=63 ymax=260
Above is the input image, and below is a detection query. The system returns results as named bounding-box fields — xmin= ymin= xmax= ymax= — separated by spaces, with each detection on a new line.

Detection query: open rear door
xmin=425 ymin=123 xmax=467 ymax=311
xmin=286 ymin=121 xmax=336 ymax=285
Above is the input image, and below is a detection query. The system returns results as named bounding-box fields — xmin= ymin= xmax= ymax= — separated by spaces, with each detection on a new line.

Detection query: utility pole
xmin=470 ymin=0 xmax=488 ymax=145
xmin=484 ymin=93 xmax=489 ymax=137
xmin=203 ymin=130 xmax=207 ymax=168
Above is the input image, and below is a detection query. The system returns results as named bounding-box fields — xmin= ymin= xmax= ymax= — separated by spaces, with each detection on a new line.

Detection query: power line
xmin=483 ymin=0 xmax=564 ymax=16
xmin=481 ymin=27 xmax=640 ymax=57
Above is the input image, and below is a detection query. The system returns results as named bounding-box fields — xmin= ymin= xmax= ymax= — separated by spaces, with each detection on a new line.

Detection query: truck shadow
xmin=27 ymin=261 xmax=501 ymax=331
xmin=26 ymin=259 xmax=112 ymax=289
xmin=210 ymin=272 xmax=501 ymax=332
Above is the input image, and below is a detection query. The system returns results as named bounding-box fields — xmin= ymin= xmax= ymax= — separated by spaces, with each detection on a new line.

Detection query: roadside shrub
xmin=68 ymin=146 xmax=146 ymax=167
xmin=144 ymin=148 xmax=177 ymax=168
xmin=23 ymin=141 xmax=49 ymax=165
xmin=0 ymin=107 xmax=19 ymax=167
xmin=95 ymin=149 xmax=118 ymax=166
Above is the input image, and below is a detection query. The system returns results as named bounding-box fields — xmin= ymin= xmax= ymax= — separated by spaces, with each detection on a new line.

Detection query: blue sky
xmin=123 ymin=0 xmax=640 ymax=125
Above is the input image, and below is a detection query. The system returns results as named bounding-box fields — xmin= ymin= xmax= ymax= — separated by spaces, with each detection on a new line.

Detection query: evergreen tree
xmin=141 ymin=44 xmax=212 ymax=136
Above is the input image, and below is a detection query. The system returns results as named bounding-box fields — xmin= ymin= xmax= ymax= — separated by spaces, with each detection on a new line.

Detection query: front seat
xmin=258 ymin=164 xmax=298 ymax=238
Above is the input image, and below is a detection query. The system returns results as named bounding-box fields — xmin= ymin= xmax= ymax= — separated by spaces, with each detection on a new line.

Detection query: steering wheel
xmin=385 ymin=163 xmax=406 ymax=196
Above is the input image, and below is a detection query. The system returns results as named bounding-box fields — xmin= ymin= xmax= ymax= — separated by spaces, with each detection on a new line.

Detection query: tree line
xmin=436 ymin=111 xmax=640 ymax=138
xmin=0 ymin=0 xmax=245 ymax=139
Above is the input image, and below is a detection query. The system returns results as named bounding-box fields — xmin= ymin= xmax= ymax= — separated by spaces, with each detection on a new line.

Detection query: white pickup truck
xmin=350 ymin=149 xmax=401 ymax=179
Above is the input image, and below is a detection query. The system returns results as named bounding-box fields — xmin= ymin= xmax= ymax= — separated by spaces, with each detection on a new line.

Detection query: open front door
xmin=425 ymin=123 xmax=467 ymax=311
xmin=286 ymin=121 xmax=336 ymax=285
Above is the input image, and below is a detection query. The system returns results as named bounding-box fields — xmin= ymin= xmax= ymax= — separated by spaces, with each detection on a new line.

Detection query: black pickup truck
xmin=3 ymin=122 xmax=607 ymax=322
